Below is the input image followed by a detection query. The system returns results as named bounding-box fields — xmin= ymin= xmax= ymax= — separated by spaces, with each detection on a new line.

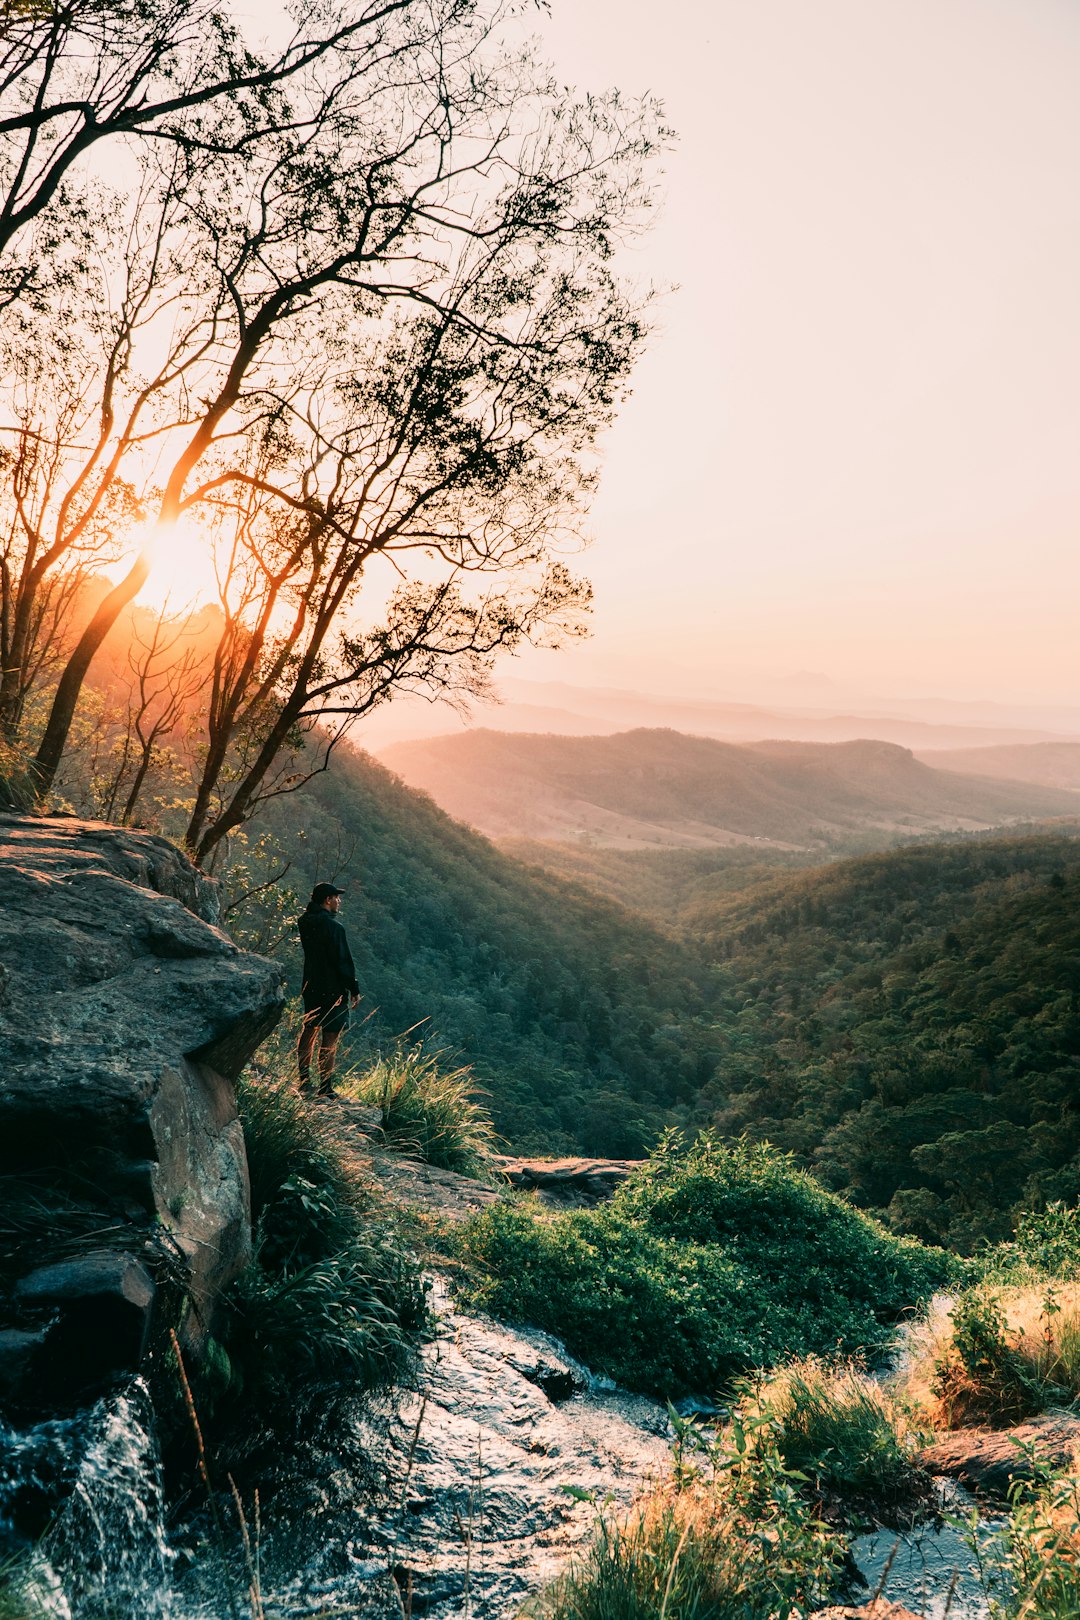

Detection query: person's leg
xmin=297 ymin=1009 xmax=320 ymax=1089
xmin=317 ymin=1030 xmax=342 ymax=1093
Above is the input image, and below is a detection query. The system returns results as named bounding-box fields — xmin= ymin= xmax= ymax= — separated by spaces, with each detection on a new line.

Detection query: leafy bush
xmin=0 ymin=736 xmax=35 ymax=813
xmin=528 ymin=1412 xmax=841 ymax=1620
xmin=226 ymin=1174 xmax=429 ymax=1402
xmin=616 ymin=1133 xmax=952 ymax=1319
xmin=452 ymin=1133 xmax=954 ymax=1398
xmin=742 ymin=1357 xmax=927 ymax=1520
xmin=202 ymin=1071 xmax=429 ymax=1428
xmin=343 ymin=1048 xmax=499 ymax=1175
xmin=235 ymin=1067 xmax=357 ymax=1224
xmin=985 ymin=1467 xmax=1080 ymax=1620
xmin=932 ymin=1294 xmax=1049 ymax=1428
xmin=984 ymin=1202 xmax=1080 ymax=1285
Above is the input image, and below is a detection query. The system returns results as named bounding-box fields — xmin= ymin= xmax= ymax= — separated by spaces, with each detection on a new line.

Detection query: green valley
xmin=234 ymin=745 xmax=1080 ymax=1250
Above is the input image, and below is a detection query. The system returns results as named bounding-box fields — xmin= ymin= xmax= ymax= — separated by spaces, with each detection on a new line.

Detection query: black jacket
xmin=297 ymin=906 xmax=360 ymax=1004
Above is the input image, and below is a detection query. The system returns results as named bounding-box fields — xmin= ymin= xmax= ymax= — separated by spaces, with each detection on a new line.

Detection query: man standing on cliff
xmin=296 ymin=882 xmax=360 ymax=1099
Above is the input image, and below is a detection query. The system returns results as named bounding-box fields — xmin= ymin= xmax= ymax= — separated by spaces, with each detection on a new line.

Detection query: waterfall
xmin=1 ymin=1381 xmax=176 ymax=1619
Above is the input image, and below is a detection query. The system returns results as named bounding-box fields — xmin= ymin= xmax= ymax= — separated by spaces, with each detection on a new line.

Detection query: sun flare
xmin=130 ymin=517 xmax=220 ymax=614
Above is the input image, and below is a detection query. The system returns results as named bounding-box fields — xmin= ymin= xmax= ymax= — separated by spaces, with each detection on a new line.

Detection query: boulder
xmin=0 ymin=813 xmax=285 ymax=1411
xmin=493 ymin=1156 xmax=643 ymax=1207
xmin=14 ymin=1253 xmax=156 ymax=1392
xmin=916 ymin=1410 xmax=1080 ymax=1499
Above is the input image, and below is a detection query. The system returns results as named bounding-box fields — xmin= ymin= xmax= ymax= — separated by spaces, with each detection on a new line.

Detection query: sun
xmin=131 ymin=517 xmax=221 ymax=614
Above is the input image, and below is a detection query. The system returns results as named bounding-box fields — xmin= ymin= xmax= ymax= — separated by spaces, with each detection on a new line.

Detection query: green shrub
xmin=528 ymin=1414 xmax=841 ymax=1620
xmin=203 ymin=1071 xmax=429 ymax=1428
xmin=227 ymin=1176 xmax=428 ymax=1403
xmin=743 ymin=1358 xmax=927 ymax=1520
xmin=969 ymin=1467 xmax=1080 ymax=1620
xmin=616 ymin=1133 xmax=953 ymax=1319
xmin=984 ymin=1202 xmax=1080 ymax=1286
xmin=235 ymin=1067 xmax=357 ymax=1222
xmin=343 ymin=1047 xmax=499 ymax=1176
xmin=452 ymin=1133 xmax=954 ymax=1399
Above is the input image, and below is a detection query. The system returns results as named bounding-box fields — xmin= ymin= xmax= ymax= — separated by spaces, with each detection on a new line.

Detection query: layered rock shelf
xmin=0 ymin=814 xmax=284 ymax=1412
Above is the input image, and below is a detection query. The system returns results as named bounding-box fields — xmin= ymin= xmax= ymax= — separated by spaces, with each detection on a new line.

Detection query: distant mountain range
xmin=916 ymin=741 xmax=1080 ymax=790
xmin=377 ymin=728 xmax=1080 ymax=850
xmin=359 ymin=676 xmax=1080 ymax=753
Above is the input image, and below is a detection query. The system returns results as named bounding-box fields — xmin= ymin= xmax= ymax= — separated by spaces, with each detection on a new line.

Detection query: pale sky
xmin=499 ymin=0 xmax=1080 ymax=706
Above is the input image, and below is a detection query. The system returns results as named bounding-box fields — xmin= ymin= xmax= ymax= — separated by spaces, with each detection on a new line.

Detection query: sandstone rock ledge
xmin=494 ymin=1156 xmax=643 ymax=1207
xmin=0 ymin=814 xmax=285 ymax=1411
xmin=916 ymin=1410 xmax=1080 ymax=1499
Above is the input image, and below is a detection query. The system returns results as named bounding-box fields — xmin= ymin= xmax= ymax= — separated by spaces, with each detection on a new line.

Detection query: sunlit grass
xmin=526 ymin=1412 xmax=841 ymax=1620
xmin=973 ymin=1466 xmax=1080 ymax=1620
xmin=741 ymin=1356 xmax=929 ymax=1518
xmin=342 ymin=1046 xmax=501 ymax=1177
xmin=899 ymin=1285 xmax=1080 ymax=1430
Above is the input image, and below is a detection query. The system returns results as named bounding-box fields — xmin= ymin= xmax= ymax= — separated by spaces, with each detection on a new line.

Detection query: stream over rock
xmin=2 ymin=1292 xmax=672 ymax=1618
xmin=260 ymin=1281 xmax=673 ymax=1619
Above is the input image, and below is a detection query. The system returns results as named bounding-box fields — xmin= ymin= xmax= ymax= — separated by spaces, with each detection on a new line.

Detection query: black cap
xmin=309 ymin=882 xmax=345 ymax=906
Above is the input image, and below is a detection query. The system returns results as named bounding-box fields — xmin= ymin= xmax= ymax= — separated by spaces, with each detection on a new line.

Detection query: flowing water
xmin=1 ymin=1382 xmax=176 ymax=1618
xmin=0 ymin=1294 xmax=670 ymax=1620
xmin=851 ymin=1482 xmax=1007 ymax=1620
xmin=1 ymin=1313 xmax=1017 ymax=1620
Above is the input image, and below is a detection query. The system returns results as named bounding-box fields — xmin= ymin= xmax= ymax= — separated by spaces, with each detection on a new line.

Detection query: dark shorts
xmin=301 ymin=996 xmax=350 ymax=1035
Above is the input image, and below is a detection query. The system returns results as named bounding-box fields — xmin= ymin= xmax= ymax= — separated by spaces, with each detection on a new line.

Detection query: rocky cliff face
xmin=0 ymin=815 xmax=285 ymax=1413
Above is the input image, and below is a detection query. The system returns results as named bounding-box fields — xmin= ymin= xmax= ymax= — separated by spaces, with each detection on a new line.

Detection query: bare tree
xmin=0 ymin=0 xmax=668 ymax=843
xmin=92 ymin=606 xmax=202 ymax=824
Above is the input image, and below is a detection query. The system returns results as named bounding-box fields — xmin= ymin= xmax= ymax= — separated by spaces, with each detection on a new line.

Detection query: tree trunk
xmin=32 ymin=554 xmax=150 ymax=799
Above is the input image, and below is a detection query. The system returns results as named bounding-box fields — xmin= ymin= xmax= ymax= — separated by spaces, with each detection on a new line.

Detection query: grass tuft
xmin=195 ymin=1067 xmax=429 ymax=1433
xmin=527 ymin=1411 xmax=841 ymax=1620
xmin=235 ymin=1065 xmax=357 ymax=1224
xmin=0 ymin=1563 xmax=41 ymax=1620
xmin=343 ymin=1047 xmax=500 ymax=1176
xmin=741 ymin=1356 xmax=928 ymax=1521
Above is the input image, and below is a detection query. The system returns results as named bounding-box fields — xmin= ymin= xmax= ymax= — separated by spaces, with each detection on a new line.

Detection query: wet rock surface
xmin=847 ymin=1488 xmax=1004 ymax=1620
xmin=814 ymin=1602 xmax=929 ymax=1620
xmin=268 ymin=1284 xmax=671 ymax=1619
xmin=0 ymin=814 xmax=285 ymax=1411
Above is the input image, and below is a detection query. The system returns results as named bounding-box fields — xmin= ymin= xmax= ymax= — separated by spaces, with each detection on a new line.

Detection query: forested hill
xmin=249 ymin=744 xmax=714 ymax=1154
xmin=238 ymin=749 xmax=1080 ymax=1238
xmin=377 ymin=727 xmax=1080 ymax=849
xmin=688 ymin=833 xmax=1080 ymax=1249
